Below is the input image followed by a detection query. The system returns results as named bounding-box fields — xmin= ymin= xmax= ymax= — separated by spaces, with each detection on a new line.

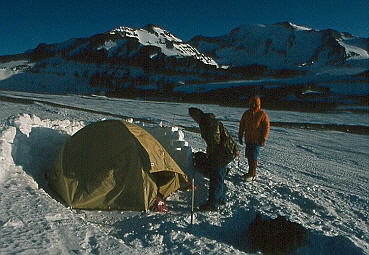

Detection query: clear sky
xmin=1 ymin=0 xmax=368 ymax=56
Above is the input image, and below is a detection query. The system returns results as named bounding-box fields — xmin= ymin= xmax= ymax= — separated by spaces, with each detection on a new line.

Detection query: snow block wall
xmin=0 ymin=126 xmax=16 ymax=184
xmin=0 ymin=114 xmax=194 ymax=188
xmin=143 ymin=125 xmax=194 ymax=173
xmin=1 ymin=114 xmax=85 ymax=186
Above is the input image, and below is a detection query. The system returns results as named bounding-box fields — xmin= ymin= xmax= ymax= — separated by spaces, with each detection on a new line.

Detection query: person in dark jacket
xmin=238 ymin=96 xmax=270 ymax=181
xmin=189 ymin=107 xmax=239 ymax=211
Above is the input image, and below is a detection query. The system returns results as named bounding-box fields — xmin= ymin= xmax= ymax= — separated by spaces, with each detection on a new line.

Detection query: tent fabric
xmin=49 ymin=120 xmax=188 ymax=211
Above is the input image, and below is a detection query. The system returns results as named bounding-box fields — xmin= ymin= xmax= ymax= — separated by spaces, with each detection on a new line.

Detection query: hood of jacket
xmin=189 ymin=107 xmax=204 ymax=123
xmin=249 ymin=96 xmax=261 ymax=111
xmin=189 ymin=108 xmax=216 ymax=123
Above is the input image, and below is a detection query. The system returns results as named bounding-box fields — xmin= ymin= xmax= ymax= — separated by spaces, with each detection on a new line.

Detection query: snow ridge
xmin=110 ymin=25 xmax=218 ymax=66
xmin=288 ymin=22 xmax=313 ymax=31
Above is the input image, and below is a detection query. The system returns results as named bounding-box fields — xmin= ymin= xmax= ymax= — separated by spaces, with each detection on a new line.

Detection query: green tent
xmin=49 ymin=119 xmax=188 ymax=211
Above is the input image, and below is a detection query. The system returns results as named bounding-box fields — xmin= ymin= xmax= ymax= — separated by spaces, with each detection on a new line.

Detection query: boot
xmin=245 ymin=159 xmax=252 ymax=176
xmin=251 ymin=160 xmax=257 ymax=177
xmin=245 ymin=160 xmax=257 ymax=182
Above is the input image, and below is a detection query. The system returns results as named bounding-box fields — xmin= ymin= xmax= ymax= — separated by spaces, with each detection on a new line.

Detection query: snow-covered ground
xmin=0 ymin=90 xmax=368 ymax=254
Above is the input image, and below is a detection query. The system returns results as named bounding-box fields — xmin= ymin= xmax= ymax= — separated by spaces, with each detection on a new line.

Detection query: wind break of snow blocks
xmin=143 ymin=125 xmax=194 ymax=173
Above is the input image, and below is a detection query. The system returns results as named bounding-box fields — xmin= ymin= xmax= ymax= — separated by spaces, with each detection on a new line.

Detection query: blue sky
xmin=1 ymin=0 xmax=368 ymax=56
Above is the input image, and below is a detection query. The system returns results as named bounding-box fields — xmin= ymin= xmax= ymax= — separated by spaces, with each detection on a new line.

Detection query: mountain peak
xmin=110 ymin=25 xmax=183 ymax=43
xmin=274 ymin=21 xmax=313 ymax=31
xmin=108 ymin=25 xmax=217 ymax=66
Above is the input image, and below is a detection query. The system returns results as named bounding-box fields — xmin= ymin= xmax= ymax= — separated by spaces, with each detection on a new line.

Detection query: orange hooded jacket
xmin=238 ymin=96 xmax=270 ymax=146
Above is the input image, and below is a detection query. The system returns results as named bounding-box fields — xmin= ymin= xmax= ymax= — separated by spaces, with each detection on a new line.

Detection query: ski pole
xmin=191 ymin=178 xmax=194 ymax=225
xmin=171 ymin=114 xmax=176 ymax=127
xmin=238 ymin=153 xmax=241 ymax=168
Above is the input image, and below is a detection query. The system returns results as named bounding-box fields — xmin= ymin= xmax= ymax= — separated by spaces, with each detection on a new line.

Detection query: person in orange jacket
xmin=238 ymin=96 xmax=270 ymax=181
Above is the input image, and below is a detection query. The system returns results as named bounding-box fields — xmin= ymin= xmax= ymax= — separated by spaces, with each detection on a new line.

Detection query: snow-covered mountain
xmin=189 ymin=22 xmax=369 ymax=69
xmin=0 ymin=22 xmax=368 ymax=106
xmin=29 ymin=24 xmax=218 ymax=67
xmin=110 ymin=25 xmax=218 ymax=66
xmin=0 ymin=24 xmax=221 ymax=95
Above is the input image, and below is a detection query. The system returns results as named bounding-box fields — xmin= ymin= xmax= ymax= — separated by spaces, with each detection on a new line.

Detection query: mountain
xmin=0 ymin=22 xmax=368 ymax=109
xmin=0 ymin=24 xmax=221 ymax=95
xmin=30 ymin=24 xmax=218 ymax=67
xmin=189 ymin=22 xmax=369 ymax=69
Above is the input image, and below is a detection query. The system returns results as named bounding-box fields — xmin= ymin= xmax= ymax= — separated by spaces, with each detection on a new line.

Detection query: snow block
xmin=144 ymin=125 xmax=193 ymax=172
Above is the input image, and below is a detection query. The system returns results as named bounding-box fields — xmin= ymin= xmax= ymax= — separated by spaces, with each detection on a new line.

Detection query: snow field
xmin=0 ymin=92 xmax=368 ymax=254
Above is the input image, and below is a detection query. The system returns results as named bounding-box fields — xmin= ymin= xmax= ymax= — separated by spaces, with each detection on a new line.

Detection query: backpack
xmin=198 ymin=113 xmax=239 ymax=167
xmin=219 ymin=122 xmax=239 ymax=166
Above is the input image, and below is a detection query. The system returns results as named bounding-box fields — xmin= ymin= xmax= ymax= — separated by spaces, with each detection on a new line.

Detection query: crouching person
xmin=189 ymin=107 xmax=239 ymax=211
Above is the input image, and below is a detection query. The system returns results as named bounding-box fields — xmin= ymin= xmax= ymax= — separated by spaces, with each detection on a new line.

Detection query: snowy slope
xmin=0 ymin=90 xmax=368 ymax=254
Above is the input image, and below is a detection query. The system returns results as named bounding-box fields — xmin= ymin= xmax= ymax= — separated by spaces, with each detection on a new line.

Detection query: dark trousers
xmin=246 ymin=143 xmax=260 ymax=161
xmin=246 ymin=143 xmax=260 ymax=176
xmin=208 ymin=160 xmax=227 ymax=207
